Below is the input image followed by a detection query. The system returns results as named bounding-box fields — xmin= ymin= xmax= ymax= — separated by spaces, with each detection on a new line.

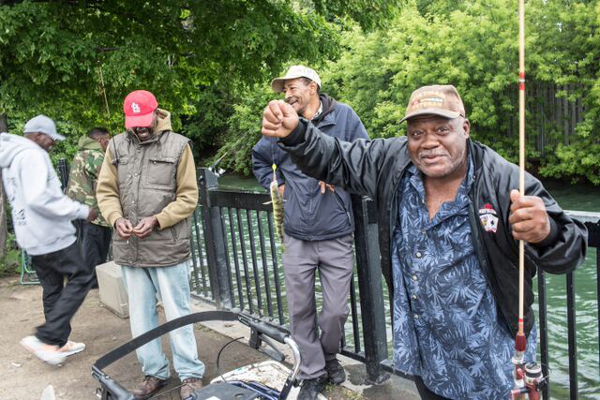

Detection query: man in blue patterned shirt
xmin=259 ymin=84 xmax=587 ymax=399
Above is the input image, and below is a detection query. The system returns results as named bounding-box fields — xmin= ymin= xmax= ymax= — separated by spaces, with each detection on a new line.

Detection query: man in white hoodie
xmin=0 ymin=115 xmax=96 ymax=366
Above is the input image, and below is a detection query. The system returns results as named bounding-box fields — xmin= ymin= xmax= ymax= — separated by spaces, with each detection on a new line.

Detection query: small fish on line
xmin=265 ymin=164 xmax=285 ymax=252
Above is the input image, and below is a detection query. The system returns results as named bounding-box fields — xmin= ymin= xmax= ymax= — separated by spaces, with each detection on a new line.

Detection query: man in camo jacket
xmin=67 ymin=127 xmax=111 ymax=288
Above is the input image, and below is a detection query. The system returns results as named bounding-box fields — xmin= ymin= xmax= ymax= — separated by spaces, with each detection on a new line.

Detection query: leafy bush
xmin=322 ymin=0 xmax=600 ymax=177
xmin=0 ymin=234 xmax=20 ymax=277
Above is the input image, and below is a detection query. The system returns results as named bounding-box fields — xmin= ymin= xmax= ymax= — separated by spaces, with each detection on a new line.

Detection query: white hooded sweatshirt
xmin=0 ymin=133 xmax=89 ymax=255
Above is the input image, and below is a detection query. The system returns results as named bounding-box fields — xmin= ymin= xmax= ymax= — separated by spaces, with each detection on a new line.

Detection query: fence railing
xmin=55 ymin=162 xmax=599 ymax=398
xmin=193 ymin=168 xmax=600 ymax=399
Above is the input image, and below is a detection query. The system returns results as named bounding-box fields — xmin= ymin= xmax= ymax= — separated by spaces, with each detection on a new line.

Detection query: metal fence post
xmin=352 ymin=195 xmax=390 ymax=384
xmin=584 ymin=221 xmax=600 ymax=374
xmin=57 ymin=158 xmax=70 ymax=190
xmin=198 ymin=168 xmax=232 ymax=309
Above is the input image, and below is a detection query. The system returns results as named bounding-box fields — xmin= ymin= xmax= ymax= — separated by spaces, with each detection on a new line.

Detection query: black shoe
xmin=298 ymin=375 xmax=328 ymax=400
xmin=325 ymin=358 xmax=346 ymax=385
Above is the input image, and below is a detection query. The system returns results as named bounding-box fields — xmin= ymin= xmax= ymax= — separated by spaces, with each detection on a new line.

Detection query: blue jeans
xmin=121 ymin=260 xmax=204 ymax=380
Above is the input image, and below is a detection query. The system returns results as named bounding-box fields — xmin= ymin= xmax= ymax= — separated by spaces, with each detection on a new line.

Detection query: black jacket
xmin=252 ymin=95 xmax=369 ymax=241
xmin=280 ymin=119 xmax=588 ymax=337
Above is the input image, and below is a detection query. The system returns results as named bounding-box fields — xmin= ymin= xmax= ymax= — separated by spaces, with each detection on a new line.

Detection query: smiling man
xmin=252 ymin=65 xmax=368 ymax=400
xmin=259 ymin=84 xmax=587 ymax=399
xmin=97 ymin=90 xmax=204 ymax=400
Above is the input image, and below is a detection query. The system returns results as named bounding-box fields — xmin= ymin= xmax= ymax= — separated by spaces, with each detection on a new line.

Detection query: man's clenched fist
xmin=261 ymin=100 xmax=299 ymax=139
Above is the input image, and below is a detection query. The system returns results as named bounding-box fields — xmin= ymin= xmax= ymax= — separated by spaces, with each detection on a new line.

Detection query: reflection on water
xmin=201 ymin=173 xmax=600 ymax=399
xmin=536 ymin=249 xmax=599 ymax=400
xmin=542 ymin=179 xmax=600 ymax=399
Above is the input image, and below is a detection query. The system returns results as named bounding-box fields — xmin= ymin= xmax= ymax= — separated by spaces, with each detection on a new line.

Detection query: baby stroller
xmin=92 ymin=311 xmax=301 ymax=400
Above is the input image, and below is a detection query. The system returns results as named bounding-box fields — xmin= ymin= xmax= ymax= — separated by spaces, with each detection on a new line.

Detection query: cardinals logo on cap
xmin=123 ymin=90 xmax=158 ymax=129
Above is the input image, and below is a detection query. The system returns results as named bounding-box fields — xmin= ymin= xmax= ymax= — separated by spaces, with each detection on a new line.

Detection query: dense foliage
xmin=1 ymin=0 xmax=599 ymax=183
xmin=220 ymin=0 xmax=600 ymax=183
xmin=0 ymin=0 xmax=397 ymax=160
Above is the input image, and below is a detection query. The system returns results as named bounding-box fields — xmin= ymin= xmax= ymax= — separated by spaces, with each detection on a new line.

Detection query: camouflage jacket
xmin=67 ymin=136 xmax=110 ymax=227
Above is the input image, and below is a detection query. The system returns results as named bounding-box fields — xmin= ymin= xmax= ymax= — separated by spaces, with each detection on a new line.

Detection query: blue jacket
xmin=252 ymin=94 xmax=368 ymax=241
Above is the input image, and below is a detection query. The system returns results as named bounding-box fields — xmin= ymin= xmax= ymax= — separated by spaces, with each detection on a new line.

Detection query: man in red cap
xmin=97 ymin=90 xmax=204 ymax=399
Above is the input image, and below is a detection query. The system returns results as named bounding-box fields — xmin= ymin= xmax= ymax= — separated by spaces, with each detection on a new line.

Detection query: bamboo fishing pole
xmin=516 ymin=0 xmax=527 ymax=355
xmin=511 ymin=6 xmax=547 ymax=397
xmin=510 ymin=3 xmax=530 ymax=397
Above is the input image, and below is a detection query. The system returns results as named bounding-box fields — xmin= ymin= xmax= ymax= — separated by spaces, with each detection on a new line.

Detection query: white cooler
xmin=96 ymin=261 xmax=129 ymax=318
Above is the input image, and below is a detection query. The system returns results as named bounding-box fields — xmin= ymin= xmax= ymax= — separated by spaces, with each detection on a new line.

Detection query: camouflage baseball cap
xmin=400 ymin=85 xmax=465 ymax=123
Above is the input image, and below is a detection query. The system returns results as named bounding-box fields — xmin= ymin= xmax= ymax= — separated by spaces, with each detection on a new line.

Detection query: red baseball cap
xmin=123 ymin=90 xmax=158 ymax=129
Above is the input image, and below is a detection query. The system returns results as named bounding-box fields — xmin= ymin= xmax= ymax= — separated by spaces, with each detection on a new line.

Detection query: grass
xmin=325 ymin=384 xmax=365 ymax=399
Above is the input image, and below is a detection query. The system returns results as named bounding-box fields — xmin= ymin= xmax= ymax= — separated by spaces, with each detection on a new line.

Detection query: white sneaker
xmin=59 ymin=340 xmax=86 ymax=357
xmin=20 ymin=336 xmax=66 ymax=366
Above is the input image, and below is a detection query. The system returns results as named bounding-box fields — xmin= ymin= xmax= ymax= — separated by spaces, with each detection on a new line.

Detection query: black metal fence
xmin=192 ymin=168 xmax=600 ymax=399
xmin=55 ymin=161 xmax=599 ymax=398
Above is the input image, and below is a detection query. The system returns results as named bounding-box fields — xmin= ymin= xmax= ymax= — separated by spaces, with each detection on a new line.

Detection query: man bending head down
xmin=96 ymin=90 xmax=204 ymax=400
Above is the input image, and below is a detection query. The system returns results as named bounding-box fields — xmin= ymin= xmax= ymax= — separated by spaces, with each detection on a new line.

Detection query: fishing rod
xmin=510 ymin=1 xmax=545 ymax=398
xmin=97 ymin=60 xmax=110 ymax=117
xmin=208 ymin=135 xmax=247 ymax=176
xmin=95 ymin=48 xmax=118 ymax=118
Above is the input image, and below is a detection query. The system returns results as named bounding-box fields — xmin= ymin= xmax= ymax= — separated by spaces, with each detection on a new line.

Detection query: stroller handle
xmin=284 ymin=336 xmax=302 ymax=384
xmin=92 ymin=366 xmax=135 ymax=400
xmin=238 ymin=313 xmax=288 ymax=344
xmin=93 ymin=311 xmax=302 ymax=400
xmin=238 ymin=313 xmax=302 ymax=399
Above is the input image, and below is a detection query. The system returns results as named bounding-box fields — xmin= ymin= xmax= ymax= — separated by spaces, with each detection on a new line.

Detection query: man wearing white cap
xmin=0 ymin=115 xmax=96 ymax=366
xmin=252 ymin=66 xmax=369 ymax=400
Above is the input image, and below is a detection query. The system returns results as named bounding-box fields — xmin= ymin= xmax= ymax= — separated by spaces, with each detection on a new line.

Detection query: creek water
xmin=212 ymin=174 xmax=599 ymax=399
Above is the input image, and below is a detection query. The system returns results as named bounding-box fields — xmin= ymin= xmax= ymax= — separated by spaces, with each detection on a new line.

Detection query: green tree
xmin=0 ymin=0 xmax=400 ymax=253
xmin=0 ymin=0 xmax=399 ymax=150
xmin=528 ymin=0 xmax=600 ymax=183
xmin=320 ymin=0 xmax=599 ymax=182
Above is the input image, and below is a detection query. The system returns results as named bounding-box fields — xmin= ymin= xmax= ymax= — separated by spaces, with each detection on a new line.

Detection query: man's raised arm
xmin=261 ymin=100 xmax=389 ymax=200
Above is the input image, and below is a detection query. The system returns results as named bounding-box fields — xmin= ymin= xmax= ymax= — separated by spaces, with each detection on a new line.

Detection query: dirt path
xmin=0 ymin=276 xmax=374 ymax=400
xmin=0 ymin=277 xmax=268 ymax=399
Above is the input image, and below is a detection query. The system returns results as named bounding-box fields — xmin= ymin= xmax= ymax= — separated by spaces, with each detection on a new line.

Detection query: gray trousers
xmin=282 ymin=233 xmax=354 ymax=380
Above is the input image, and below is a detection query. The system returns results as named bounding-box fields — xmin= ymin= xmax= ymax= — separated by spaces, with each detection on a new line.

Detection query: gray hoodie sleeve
xmin=19 ymin=150 xmax=89 ymax=220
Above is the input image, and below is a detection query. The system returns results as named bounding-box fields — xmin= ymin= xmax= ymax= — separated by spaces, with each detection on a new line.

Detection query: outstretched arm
xmin=20 ymin=151 xmax=89 ymax=221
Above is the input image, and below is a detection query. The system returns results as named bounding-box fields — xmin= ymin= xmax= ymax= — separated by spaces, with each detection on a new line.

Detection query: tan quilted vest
xmin=110 ymin=130 xmax=191 ymax=267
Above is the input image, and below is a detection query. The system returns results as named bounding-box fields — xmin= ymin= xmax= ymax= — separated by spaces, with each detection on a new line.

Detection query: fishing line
xmin=97 ymin=60 xmax=110 ymax=117
xmin=208 ymin=135 xmax=247 ymax=174
xmin=216 ymin=336 xmax=245 ymax=383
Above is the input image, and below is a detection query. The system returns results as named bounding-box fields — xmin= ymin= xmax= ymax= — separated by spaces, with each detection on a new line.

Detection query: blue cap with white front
xmin=23 ymin=115 xmax=65 ymax=141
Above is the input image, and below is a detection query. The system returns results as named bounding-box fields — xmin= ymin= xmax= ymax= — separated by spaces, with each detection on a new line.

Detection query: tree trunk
xmin=0 ymin=114 xmax=7 ymax=258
